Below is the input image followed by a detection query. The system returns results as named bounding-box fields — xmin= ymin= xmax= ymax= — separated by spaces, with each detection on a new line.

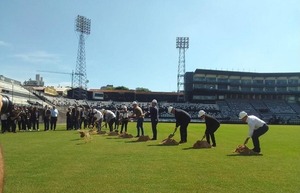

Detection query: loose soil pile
xmin=234 ymin=145 xmax=255 ymax=155
xmin=160 ymin=138 xmax=179 ymax=145
xmin=79 ymin=131 xmax=88 ymax=138
xmin=107 ymin=131 xmax=119 ymax=136
xmin=88 ymin=129 xmax=98 ymax=135
xmin=119 ymin=133 xmax=133 ymax=138
xmin=78 ymin=131 xmax=91 ymax=142
xmin=136 ymin=135 xmax=150 ymax=142
xmin=98 ymin=131 xmax=106 ymax=135
xmin=193 ymin=140 xmax=212 ymax=149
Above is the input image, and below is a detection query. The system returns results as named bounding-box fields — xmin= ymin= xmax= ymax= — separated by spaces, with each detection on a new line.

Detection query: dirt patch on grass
xmin=234 ymin=145 xmax=257 ymax=155
xmin=88 ymin=129 xmax=98 ymax=135
xmin=136 ymin=135 xmax=150 ymax=142
xmin=160 ymin=138 xmax=179 ymax=145
xmin=79 ymin=131 xmax=90 ymax=138
xmin=193 ymin=140 xmax=211 ymax=149
xmin=107 ymin=131 xmax=119 ymax=136
xmin=98 ymin=131 xmax=106 ymax=135
xmin=119 ymin=133 xmax=133 ymax=138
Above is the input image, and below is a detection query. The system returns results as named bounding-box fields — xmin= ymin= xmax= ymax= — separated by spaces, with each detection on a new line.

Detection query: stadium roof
xmin=194 ymin=69 xmax=300 ymax=77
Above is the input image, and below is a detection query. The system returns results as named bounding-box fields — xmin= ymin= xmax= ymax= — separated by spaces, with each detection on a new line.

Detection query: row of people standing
xmin=1 ymin=105 xmax=59 ymax=133
xmin=43 ymin=105 xmax=59 ymax=131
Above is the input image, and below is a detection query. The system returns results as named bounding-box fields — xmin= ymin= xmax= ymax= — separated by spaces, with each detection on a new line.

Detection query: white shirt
xmin=51 ymin=108 xmax=59 ymax=117
xmin=94 ymin=110 xmax=103 ymax=121
xmin=105 ymin=110 xmax=116 ymax=122
xmin=246 ymin=115 xmax=266 ymax=137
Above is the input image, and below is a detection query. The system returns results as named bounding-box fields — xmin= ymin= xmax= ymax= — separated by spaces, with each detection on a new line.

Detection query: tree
xmin=136 ymin=87 xmax=151 ymax=92
xmin=114 ymin=86 xmax=129 ymax=90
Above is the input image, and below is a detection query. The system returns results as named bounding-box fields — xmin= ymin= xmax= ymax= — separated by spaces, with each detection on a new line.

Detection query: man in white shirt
xmin=239 ymin=111 xmax=269 ymax=153
xmin=50 ymin=106 xmax=59 ymax=131
xmin=102 ymin=110 xmax=116 ymax=132
xmin=93 ymin=109 xmax=103 ymax=132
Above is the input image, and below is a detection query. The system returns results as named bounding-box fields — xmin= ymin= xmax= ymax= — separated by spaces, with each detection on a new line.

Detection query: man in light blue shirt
xmin=239 ymin=111 xmax=269 ymax=153
xmin=50 ymin=106 xmax=59 ymax=131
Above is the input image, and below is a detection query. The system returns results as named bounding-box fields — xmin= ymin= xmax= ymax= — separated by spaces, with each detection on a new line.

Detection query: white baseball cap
xmin=132 ymin=101 xmax=138 ymax=105
xmin=152 ymin=99 xmax=157 ymax=104
xmin=239 ymin=111 xmax=248 ymax=119
xmin=198 ymin=110 xmax=206 ymax=118
xmin=168 ymin=106 xmax=174 ymax=114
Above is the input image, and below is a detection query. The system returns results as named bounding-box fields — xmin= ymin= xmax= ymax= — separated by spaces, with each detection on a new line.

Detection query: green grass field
xmin=0 ymin=122 xmax=299 ymax=193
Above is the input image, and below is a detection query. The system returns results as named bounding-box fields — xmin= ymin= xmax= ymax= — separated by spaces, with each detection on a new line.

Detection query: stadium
xmin=1 ymin=2 xmax=300 ymax=193
xmin=1 ymin=68 xmax=300 ymax=193
xmin=1 ymin=68 xmax=300 ymax=124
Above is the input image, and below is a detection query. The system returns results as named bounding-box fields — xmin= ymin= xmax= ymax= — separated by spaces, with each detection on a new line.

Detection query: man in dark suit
xmin=168 ymin=106 xmax=191 ymax=143
xmin=198 ymin=110 xmax=220 ymax=147
xmin=147 ymin=99 xmax=159 ymax=140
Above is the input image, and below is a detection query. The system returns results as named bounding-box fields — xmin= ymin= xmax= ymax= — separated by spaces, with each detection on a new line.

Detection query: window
xmin=218 ymin=85 xmax=228 ymax=90
xmin=206 ymin=77 xmax=216 ymax=82
xmin=218 ymin=78 xmax=228 ymax=83
xmin=288 ymin=79 xmax=298 ymax=84
xmin=277 ymin=79 xmax=287 ymax=85
xmin=241 ymin=79 xmax=251 ymax=84
xmin=265 ymin=80 xmax=275 ymax=85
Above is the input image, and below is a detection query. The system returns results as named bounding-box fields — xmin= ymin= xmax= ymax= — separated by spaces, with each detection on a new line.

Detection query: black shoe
xmin=179 ymin=141 xmax=187 ymax=144
xmin=251 ymin=148 xmax=260 ymax=153
xmin=151 ymin=138 xmax=157 ymax=140
xmin=135 ymin=135 xmax=140 ymax=138
xmin=212 ymin=144 xmax=216 ymax=147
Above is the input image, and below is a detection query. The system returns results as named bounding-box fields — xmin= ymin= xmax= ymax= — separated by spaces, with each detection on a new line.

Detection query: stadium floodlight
xmin=74 ymin=15 xmax=91 ymax=99
xmin=76 ymin=15 xmax=91 ymax=35
xmin=176 ymin=37 xmax=189 ymax=100
xmin=176 ymin=37 xmax=189 ymax=49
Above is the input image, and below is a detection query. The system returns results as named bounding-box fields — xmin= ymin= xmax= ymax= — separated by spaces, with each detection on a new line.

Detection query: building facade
xmin=185 ymin=69 xmax=300 ymax=103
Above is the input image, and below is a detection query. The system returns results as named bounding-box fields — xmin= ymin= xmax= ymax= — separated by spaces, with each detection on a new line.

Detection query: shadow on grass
xmin=125 ymin=140 xmax=149 ymax=143
xmin=76 ymin=142 xmax=91 ymax=145
xmin=105 ymin=137 xmax=120 ymax=139
xmin=226 ymin=153 xmax=263 ymax=156
xmin=182 ymin=147 xmax=213 ymax=150
xmin=70 ymin=138 xmax=81 ymax=141
xmin=147 ymin=144 xmax=179 ymax=147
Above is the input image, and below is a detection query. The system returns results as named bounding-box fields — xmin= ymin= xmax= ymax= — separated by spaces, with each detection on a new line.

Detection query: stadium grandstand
xmin=1 ymin=69 xmax=300 ymax=124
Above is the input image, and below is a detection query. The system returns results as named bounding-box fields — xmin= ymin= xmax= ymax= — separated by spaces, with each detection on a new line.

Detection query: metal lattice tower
xmin=176 ymin=37 xmax=189 ymax=94
xmin=74 ymin=15 xmax=91 ymax=99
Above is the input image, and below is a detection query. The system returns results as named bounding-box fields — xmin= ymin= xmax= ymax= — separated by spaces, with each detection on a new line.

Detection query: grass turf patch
xmin=0 ymin=123 xmax=299 ymax=193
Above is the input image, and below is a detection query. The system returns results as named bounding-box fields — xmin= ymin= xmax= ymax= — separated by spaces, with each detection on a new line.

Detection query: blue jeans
xmin=136 ymin=118 xmax=144 ymax=136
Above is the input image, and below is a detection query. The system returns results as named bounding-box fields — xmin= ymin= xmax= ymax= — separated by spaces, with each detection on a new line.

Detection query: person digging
xmin=168 ymin=106 xmax=191 ymax=144
xmin=239 ymin=111 xmax=269 ymax=154
xmin=198 ymin=110 xmax=220 ymax=147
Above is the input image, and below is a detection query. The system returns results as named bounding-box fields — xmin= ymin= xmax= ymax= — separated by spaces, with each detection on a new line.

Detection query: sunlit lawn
xmin=0 ymin=122 xmax=299 ymax=193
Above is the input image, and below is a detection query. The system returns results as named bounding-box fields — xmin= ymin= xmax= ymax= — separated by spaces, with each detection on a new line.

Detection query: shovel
xmin=168 ymin=127 xmax=178 ymax=139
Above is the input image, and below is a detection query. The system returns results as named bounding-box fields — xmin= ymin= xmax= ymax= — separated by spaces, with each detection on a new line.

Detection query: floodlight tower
xmin=176 ymin=37 xmax=189 ymax=100
xmin=74 ymin=15 xmax=91 ymax=99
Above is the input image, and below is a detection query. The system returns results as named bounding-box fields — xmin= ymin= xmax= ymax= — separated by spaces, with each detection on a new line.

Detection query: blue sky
xmin=1 ymin=0 xmax=299 ymax=92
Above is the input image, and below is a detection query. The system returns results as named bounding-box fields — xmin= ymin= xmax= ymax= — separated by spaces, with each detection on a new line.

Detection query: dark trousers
xmin=120 ymin=119 xmax=128 ymax=133
xmin=205 ymin=126 xmax=218 ymax=146
xmin=252 ymin=124 xmax=269 ymax=152
xmin=179 ymin=122 xmax=189 ymax=142
xmin=44 ymin=118 xmax=50 ymax=131
xmin=151 ymin=120 xmax=158 ymax=139
xmin=50 ymin=117 xmax=57 ymax=130
xmin=108 ymin=118 xmax=116 ymax=132
xmin=1 ymin=120 xmax=8 ymax=133
xmin=205 ymin=132 xmax=216 ymax=146
xmin=136 ymin=118 xmax=144 ymax=136
xmin=10 ymin=120 xmax=16 ymax=133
